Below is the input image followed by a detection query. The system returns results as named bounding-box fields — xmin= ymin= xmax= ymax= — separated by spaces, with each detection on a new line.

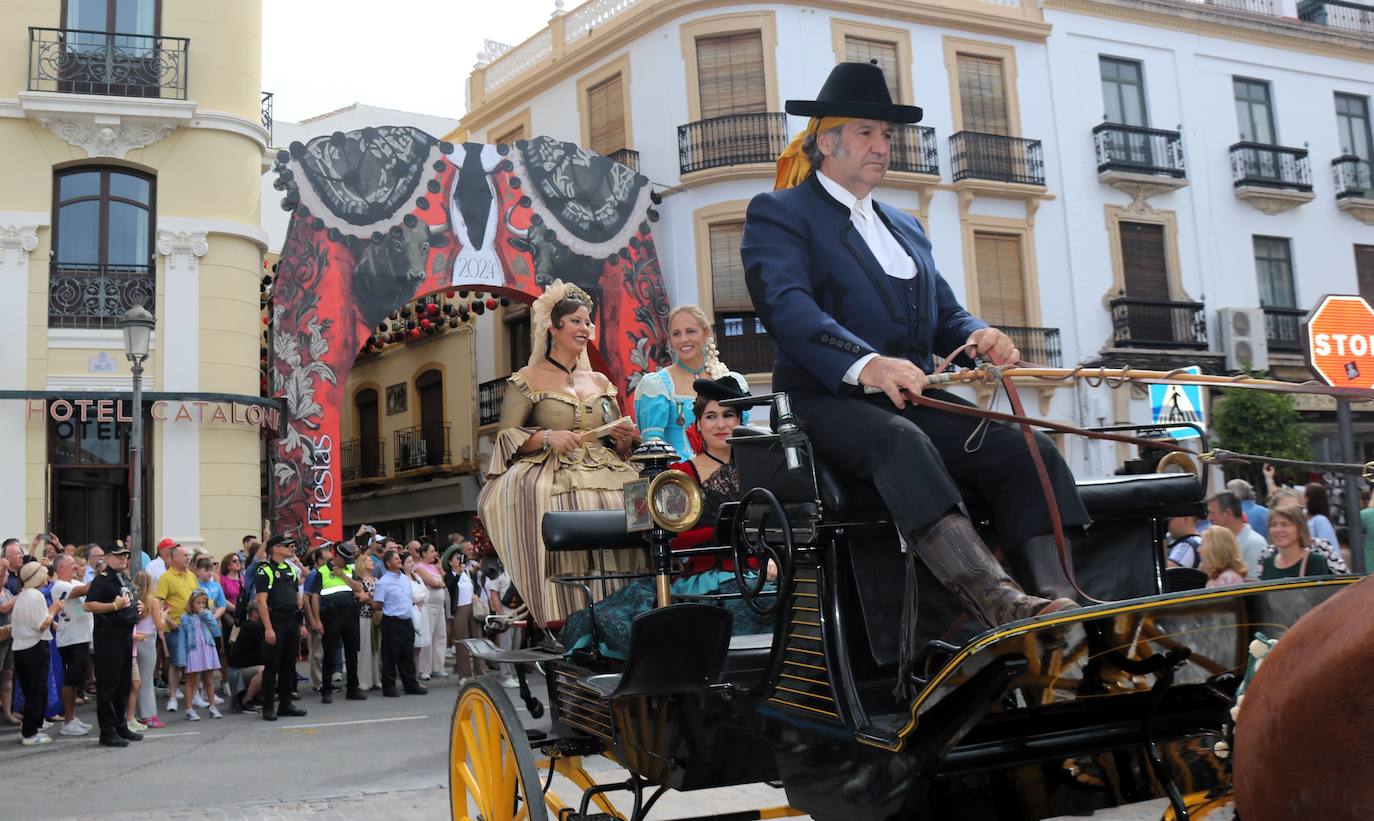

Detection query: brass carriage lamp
xmin=629 ymin=440 xmax=703 ymax=606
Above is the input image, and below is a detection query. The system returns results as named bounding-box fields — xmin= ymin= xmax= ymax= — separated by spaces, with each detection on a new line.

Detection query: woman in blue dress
xmin=634 ymin=305 xmax=730 ymax=459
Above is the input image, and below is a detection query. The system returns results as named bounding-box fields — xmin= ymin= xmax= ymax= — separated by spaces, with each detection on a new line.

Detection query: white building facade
xmin=458 ymin=0 xmax=1374 ymax=477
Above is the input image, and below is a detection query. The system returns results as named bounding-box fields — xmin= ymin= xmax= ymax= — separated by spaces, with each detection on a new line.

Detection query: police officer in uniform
xmin=255 ymin=533 xmax=307 ymax=721
xmin=83 ymin=541 xmax=144 ymax=747
xmin=313 ymin=542 xmax=367 ymax=703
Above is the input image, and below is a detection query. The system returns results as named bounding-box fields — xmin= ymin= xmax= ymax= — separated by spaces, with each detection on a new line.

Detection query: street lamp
xmin=118 ymin=306 xmax=155 ymax=575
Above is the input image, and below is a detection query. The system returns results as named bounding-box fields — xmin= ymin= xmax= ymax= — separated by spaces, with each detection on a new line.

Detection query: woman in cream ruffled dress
xmin=476 ymin=281 xmax=644 ymax=625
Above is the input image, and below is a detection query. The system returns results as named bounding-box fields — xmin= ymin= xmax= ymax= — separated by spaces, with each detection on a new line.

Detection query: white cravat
xmin=815 ymin=172 xmax=916 ymax=384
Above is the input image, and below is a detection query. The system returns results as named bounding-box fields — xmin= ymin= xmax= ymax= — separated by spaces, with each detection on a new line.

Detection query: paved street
xmin=1 ymin=666 xmax=1201 ymax=821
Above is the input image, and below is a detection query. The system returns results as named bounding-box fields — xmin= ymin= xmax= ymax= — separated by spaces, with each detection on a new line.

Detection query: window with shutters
xmin=709 ymin=222 xmax=750 ymax=312
xmin=1233 ymin=78 xmax=1275 ymax=144
xmin=957 ymin=54 xmax=1010 ymax=135
xmin=696 ymin=32 xmax=766 ymax=119
xmin=585 ymin=74 xmax=626 ymax=156
xmin=1119 ymin=222 xmax=1169 ymax=301
xmin=845 ymin=36 xmax=900 ymax=102
xmin=973 ymin=232 xmax=1026 ymax=327
xmin=490 ymin=113 xmax=528 ymax=146
xmin=1254 ymin=237 xmax=1296 ymax=309
xmin=1357 ymin=245 xmax=1374 ymax=305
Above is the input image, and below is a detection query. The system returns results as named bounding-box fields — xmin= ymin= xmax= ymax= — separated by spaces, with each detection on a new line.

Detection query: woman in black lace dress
xmin=561 ymin=375 xmax=773 ymax=659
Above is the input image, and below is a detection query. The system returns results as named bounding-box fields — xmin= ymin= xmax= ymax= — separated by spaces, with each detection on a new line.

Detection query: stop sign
xmin=1303 ymin=294 xmax=1374 ymax=389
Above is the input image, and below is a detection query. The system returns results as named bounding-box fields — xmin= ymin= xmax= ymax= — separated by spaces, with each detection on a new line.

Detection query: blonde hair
xmin=666 ymin=305 xmax=728 ymax=378
xmin=1199 ymin=528 xmax=1247 ymax=579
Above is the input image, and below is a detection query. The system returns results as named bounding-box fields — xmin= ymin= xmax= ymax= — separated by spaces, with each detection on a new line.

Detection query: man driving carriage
xmin=741 ymin=61 xmax=1088 ymax=631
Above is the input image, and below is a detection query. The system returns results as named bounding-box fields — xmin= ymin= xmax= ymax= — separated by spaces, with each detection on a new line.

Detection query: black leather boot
xmin=1007 ymin=533 xmax=1079 ymax=603
xmin=261 ymin=700 xmax=277 ymax=721
xmin=914 ymin=514 xmax=1078 ymax=628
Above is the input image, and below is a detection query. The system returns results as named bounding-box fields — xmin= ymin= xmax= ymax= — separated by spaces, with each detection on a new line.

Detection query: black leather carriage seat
xmin=816 ymin=458 xmax=1204 ymax=522
xmin=542 ymin=509 xmax=646 ymax=552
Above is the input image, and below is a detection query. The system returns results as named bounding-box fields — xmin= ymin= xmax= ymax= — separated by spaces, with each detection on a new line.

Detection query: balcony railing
xmin=950 ymin=131 xmax=1045 ymax=186
xmin=678 ymin=112 xmax=789 ymax=175
xmin=606 ymin=148 xmax=639 ymax=171
xmin=1110 ymin=298 xmax=1208 ymax=350
xmin=341 ymin=438 xmax=386 ymax=481
xmin=479 ymin=378 xmax=507 ymax=427
xmin=1333 ymin=155 xmax=1372 ymax=198
xmin=1197 ymin=0 xmax=1279 ymax=14
xmin=714 ymin=315 xmax=774 ymax=375
xmin=261 ymin=91 xmax=274 ymax=145
xmin=28 ymin=27 xmax=189 ymax=99
xmin=49 ymin=264 xmax=155 ymax=329
xmin=1298 ymin=0 xmax=1374 ymax=33
xmin=1003 ymin=326 xmax=1064 ymax=367
xmin=1230 ymin=142 xmax=1313 ymax=191
xmin=395 ymin=423 xmax=451 ymax=471
xmin=1093 ymin=123 xmax=1186 ymax=177
xmin=1263 ymin=306 xmax=1306 ymax=353
xmin=889 ymin=124 xmax=940 ymax=175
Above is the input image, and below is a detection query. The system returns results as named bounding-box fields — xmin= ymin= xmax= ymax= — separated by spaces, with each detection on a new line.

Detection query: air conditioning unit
xmin=1218 ymin=307 xmax=1269 ymax=373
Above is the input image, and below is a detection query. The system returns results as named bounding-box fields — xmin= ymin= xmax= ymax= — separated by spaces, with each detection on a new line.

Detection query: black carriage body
xmin=524 ymin=419 xmax=1355 ymax=821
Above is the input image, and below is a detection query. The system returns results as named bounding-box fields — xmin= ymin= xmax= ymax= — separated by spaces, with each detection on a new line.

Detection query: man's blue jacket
xmin=741 ymin=173 xmax=986 ymax=395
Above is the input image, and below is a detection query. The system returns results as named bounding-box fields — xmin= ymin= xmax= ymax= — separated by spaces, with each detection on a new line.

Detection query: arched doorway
xmin=268 ymin=129 xmax=670 ymax=547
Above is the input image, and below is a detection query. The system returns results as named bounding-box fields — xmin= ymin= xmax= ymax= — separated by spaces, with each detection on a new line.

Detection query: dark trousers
xmin=379 ymin=615 xmax=418 ymax=691
xmin=260 ymin=610 xmax=300 ymax=706
xmin=320 ymin=604 xmax=359 ymax=691
xmin=788 ymin=388 xmax=1090 ymax=549
xmin=14 ymin=641 xmax=49 ymax=738
xmin=92 ymin=632 xmax=132 ymax=738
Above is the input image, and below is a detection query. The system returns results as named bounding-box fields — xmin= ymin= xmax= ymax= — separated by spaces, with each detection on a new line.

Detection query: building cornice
xmin=462 ymin=0 xmax=1051 ymax=132
xmin=1043 ymin=0 xmax=1374 ymax=63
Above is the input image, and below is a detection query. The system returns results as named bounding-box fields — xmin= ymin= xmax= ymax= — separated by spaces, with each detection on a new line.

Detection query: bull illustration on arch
xmin=267 ymin=126 xmax=671 ymax=548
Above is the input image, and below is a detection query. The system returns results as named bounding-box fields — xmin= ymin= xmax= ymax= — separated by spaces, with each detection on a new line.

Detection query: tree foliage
xmin=1210 ymin=388 xmax=1311 ymax=486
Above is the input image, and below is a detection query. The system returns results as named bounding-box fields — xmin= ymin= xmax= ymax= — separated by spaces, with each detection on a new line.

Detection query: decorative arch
xmin=268 ymin=127 xmax=670 ymax=547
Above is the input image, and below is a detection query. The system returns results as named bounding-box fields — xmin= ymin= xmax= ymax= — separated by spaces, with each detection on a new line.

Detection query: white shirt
xmin=51 ymin=578 xmax=93 ymax=647
xmin=1235 ymin=525 xmax=1267 ymax=581
xmin=11 ymin=588 xmax=50 ymax=651
xmin=146 ymin=556 xmax=166 ymax=584
xmin=814 ymin=171 xmax=917 ymax=385
xmin=456 ymin=568 xmax=474 ymax=607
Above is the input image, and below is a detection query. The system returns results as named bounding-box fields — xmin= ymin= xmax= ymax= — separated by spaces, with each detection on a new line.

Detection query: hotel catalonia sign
xmin=27 ymin=398 xmax=281 ymax=433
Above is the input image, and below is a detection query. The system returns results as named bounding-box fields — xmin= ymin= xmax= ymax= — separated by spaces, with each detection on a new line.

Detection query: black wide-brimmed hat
xmin=693 ymin=374 xmax=749 ymax=403
xmin=786 ymin=61 xmax=922 ymax=123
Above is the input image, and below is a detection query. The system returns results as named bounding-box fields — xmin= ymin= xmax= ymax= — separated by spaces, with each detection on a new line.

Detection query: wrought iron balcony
xmin=1109 ymin=298 xmax=1208 ymax=350
xmin=261 ymin=91 xmax=274 ymax=145
xmin=478 ymin=378 xmax=507 ymax=427
xmin=606 ymin=148 xmax=639 ymax=172
xmin=1263 ymin=306 xmax=1306 ymax=353
xmin=678 ymin=112 xmax=789 ymax=175
xmin=1298 ymin=0 xmax=1374 ymax=33
xmin=1203 ymin=0 xmax=1279 ymax=13
xmin=714 ymin=315 xmax=774 ymax=375
xmin=950 ymin=131 xmax=1045 ymax=186
xmin=49 ymin=264 xmax=155 ymax=329
xmin=395 ymin=422 xmax=451 ymax=471
xmin=341 ymin=438 xmax=386 ymax=481
xmin=889 ymin=124 xmax=939 ymax=176
xmin=28 ymin=27 xmax=189 ymax=99
xmin=1002 ymin=326 xmax=1064 ymax=367
xmin=1093 ymin=123 xmax=1185 ymax=177
xmin=1229 ymin=142 xmax=1313 ymax=191
xmin=1333 ymin=155 xmax=1372 ymax=198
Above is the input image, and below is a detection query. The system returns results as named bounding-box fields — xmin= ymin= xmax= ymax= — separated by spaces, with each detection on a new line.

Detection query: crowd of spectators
xmin=0 ymin=528 xmax=515 ymax=745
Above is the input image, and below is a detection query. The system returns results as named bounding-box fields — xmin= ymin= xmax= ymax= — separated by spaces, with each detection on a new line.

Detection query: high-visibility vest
xmin=318 ymin=563 xmax=355 ymax=600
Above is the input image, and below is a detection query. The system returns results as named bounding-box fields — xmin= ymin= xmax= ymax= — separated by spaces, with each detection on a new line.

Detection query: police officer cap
xmin=334 ymin=540 xmax=359 ymax=561
xmin=106 ymin=540 xmax=131 ymax=556
xmin=265 ymin=533 xmax=296 ymax=551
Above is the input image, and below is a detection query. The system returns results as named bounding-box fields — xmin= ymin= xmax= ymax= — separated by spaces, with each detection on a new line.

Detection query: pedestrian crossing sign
xmin=1149 ymin=366 xmax=1205 ymax=441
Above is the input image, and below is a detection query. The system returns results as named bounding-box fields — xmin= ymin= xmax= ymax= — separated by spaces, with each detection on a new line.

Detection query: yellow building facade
xmin=0 ymin=0 xmax=269 ymax=555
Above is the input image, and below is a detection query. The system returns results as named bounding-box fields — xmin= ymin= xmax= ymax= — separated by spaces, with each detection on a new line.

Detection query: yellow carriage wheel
xmin=450 ymin=677 xmax=549 ymax=821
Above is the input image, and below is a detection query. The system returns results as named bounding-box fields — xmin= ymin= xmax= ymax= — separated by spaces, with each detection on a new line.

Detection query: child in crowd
xmin=175 ymin=591 xmax=221 ymax=720
xmin=194 ymin=557 xmax=228 ymax=702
